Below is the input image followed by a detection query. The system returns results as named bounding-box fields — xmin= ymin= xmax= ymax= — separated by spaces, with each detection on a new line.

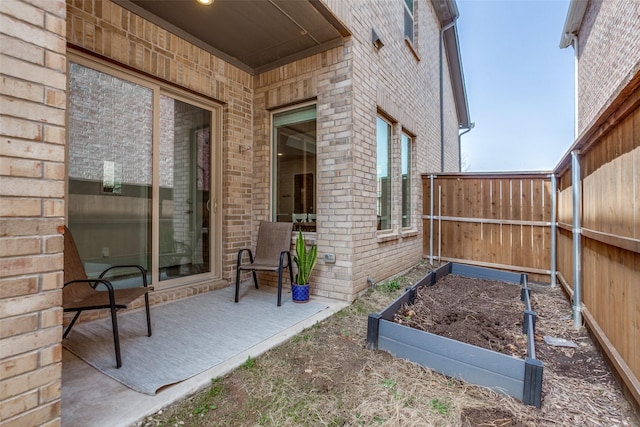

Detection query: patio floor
xmin=61 ymin=285 xmax=349 ymax=427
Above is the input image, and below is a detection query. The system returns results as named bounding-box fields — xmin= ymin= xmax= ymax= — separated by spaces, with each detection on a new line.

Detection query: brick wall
xmin=0 ymin=0 xmax=67 ymax=425
xmin=254 ymin=0 xmax=461 ymax=300
xmin=1 ymin=0 xmax=463 ymax=423
xmin=577 ymin=0 xmax=640 ymax=135
xmin=66 ymin=0 xmax=254 ymax=283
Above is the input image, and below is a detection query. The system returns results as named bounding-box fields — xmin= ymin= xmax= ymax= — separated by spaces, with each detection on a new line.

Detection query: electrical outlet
xmin=323 ymin=253 xmax=336 ymax=263
xmin=102 ymin=247 xmax=110 ymax=257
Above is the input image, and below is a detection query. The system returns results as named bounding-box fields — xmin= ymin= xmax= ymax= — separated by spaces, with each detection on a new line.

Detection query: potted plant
xmin=292 ymin=230 xmax=317 ymax=303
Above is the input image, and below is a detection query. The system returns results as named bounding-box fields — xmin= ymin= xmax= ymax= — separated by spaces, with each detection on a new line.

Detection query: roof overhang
xmin=113 ymin=0 xmax=350 ymax=75
xmin=433 ymin=0 xmax=471 ymax=128
xmin=559 ymin=0 xmax=588 ymax=48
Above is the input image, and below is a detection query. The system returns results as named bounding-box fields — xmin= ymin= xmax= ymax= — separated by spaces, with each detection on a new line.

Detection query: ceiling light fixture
xmin=196 ymin=0 xmax=213 ymax=5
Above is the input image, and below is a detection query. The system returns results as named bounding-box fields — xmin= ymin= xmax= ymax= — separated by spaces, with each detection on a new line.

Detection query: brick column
xmin=0 ymin=1 xmax=67 ymax=425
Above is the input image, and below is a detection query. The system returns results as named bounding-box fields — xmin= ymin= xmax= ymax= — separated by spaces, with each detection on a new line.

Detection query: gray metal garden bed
xmin=366 ymin=262 xmax=543 ymax=408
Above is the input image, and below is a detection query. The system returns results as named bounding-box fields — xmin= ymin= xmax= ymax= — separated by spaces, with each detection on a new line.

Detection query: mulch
xmin=390 ymin=269 xmax=638 ymax=426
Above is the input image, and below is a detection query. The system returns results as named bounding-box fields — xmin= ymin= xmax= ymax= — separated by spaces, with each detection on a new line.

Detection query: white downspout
xmin=572 ymin=34 xmax=579 ymax=138
xmin=440 ymin=19 xmax=457 ymax=173
xmin=458 ymin=124 xmax=473 ymax=171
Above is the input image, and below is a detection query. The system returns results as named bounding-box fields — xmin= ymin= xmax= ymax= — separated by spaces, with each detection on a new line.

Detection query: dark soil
xmin=392 ymin=275 xmax=527 ymax=357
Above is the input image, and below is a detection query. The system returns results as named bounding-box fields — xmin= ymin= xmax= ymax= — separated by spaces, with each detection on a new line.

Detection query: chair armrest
xmin=64 ymin=278 xmax=118 ymax=306
xmin=237 ymin=248 xmax=255 ymax=266
xmin=64 ymin=278 xmax=115 ymax=292
xmin=99 ymin=265 xmax=149 ymax=287
xmin=279 ymin=251 xmax=292 ymax=268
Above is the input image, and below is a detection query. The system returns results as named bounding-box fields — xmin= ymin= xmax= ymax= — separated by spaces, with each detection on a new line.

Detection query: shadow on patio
xmin=61 ymin=285 xmax=348 ymax=427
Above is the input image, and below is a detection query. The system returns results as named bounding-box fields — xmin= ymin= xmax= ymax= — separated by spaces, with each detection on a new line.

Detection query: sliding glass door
xmin=158 ymin=95 xmax=211 ymax=279
xmin=67 ymin=56 xmax=219 ymax=287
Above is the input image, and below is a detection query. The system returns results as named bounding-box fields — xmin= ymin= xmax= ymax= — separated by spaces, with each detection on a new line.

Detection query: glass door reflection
xmin=158 ymin=95 xmax=211 ymax=280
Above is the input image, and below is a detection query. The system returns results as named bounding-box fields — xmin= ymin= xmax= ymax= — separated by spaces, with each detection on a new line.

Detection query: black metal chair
xmin=62 ymin=226 xmax=152 ymax=368
xmin=235 ymin=221 xmax=293 ymax=306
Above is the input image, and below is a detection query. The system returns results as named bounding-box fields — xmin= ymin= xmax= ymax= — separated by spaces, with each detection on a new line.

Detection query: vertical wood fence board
xmin=635 ymin=146 xmax=640 ymax=240
xmin=620 ymin=151 xmax=634 ymax=239
xmin=513 ymin=179 xmax=523 ymax=221
xmin=490 ymin=178 xmax=500 ymax=220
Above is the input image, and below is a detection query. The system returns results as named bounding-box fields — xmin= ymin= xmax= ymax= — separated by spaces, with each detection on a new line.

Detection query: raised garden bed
xmin=366 ymin=262 xmax=543 ymax=408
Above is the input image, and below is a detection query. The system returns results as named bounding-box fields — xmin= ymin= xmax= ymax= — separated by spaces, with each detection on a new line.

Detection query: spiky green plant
xmin=293 ymin=231 xmax=317 ymax=285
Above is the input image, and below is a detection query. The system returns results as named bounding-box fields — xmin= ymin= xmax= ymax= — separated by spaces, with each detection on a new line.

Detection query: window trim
xmin=403 ymin=0 xmax=415 ymax=45
xmin=376 ymin=115 xmax=393 ymax=233
xmin=403 ymin=0 xmax=421 ymax=61
xmin=270 ymin=101 xmax=318 ymax=228
xmin=401 ymin=131 xmax=413 ymax=229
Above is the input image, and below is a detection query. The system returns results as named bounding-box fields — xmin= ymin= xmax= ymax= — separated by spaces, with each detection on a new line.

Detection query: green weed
xmin=193 ymin=402 xmax=217 ymax=415
xmin=241 ymin=356 xmax=256 ymax=370
xmin=430 ymin=398 xmax=451 ymax=415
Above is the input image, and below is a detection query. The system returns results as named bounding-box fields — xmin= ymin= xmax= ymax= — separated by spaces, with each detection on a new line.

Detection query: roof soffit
xmin=114 ymin=0 xmax=350 ymax=75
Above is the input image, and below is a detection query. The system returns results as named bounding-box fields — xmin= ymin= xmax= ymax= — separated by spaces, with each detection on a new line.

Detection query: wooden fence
xmin=422 ymin=173 xmax=553 ymax=283
xmin=554 ymin=76 xmax=640 ymax=408
xmin=421 ymin=72 xmax=639 ymax=409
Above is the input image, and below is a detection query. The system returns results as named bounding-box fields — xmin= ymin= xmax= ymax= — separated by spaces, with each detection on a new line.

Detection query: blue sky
xmin=456 ymin=0 xmax=575 ymax=172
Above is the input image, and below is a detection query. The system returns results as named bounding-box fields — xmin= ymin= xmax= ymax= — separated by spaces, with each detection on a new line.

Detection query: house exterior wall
xmin=576 ymin=0 xmax=640 ymax=135
xmin=253 ymin=0 xmax=461 ymax=301
xmin=0 ymin=0 xmax=464 ymax=423
xmin=0 ymin=1 xmax=67 ymax=426
xmin=64 ymin=0 xmax=255 ymax=285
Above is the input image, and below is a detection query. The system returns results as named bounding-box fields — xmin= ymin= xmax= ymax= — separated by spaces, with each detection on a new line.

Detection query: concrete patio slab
xmin=61 ymin=288 xmax=349 ymax=427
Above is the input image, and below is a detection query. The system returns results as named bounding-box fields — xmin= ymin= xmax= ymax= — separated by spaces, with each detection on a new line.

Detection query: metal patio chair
xmin=235 ymin=221 xmax=293 ymax=306
xmin=62 ymin=226 xmax=153 ymax=368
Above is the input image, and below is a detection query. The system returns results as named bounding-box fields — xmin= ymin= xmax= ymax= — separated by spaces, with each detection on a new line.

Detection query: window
xmin=401 ymin=133 xmax=412 ymax=227
xmin=67 ymin=56 xmax=220 ymax=287
xmin=273 ymin=105 xmax=317 ymax=232
xmin=377 ymin=116 xmax=392 ymax=231
xmin=403 ymin=0 xmax=414 ymax=44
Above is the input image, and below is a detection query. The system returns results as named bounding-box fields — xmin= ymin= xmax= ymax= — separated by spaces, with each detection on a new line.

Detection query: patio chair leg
xmin=252 ymin=270 xmax=259 ymax=289
xmin=144 ymin=293 xmax=152 ymax=337
xmin=63 ymin=311 xmax=82 ymax=338
xmin=277 ymin=270 xmax=283 ymax=307
xmin=235 ymin=263 xmax=241 ymax=303
xmin=109 ymin=305 xmax=122 ymax=369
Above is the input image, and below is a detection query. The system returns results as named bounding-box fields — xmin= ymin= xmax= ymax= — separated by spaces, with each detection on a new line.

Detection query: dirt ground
xmin=392 ymin=275 xmax=527 ymax=357
xmin=137 ymin=262 xmax=639 ymax=427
